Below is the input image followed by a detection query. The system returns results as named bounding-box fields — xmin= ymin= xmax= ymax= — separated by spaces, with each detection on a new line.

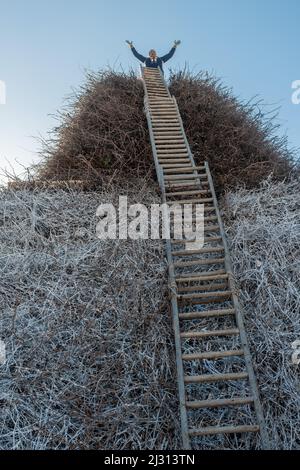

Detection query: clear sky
xmin=0 ymin=0 xmax=299 ymax=179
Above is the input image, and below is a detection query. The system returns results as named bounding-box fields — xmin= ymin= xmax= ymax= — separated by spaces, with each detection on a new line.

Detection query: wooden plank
xmin=180 ymin=328 xmax=239 ymax=339
xmin=184 ymin=372 xmax=248 ymax=384
xmin=171 ymin=224 xmax=219 ymax=239
xmin=174 ymin=257 xmax=224 ymax=268
xmin=172 ymin=246 xmax=224 ymax=256
xmin=159 ymin=159 xmax=191 ymax=164
xmin=176 ymin=269 xmax=226 ymax=281
xmin=166 ymin=198 xmax=214 ymax=205
xmin=186 ymin=397 xmax=254 ymax=409
xmin=179 ymin=308 xmax=235 ymax=320
xmin=165 ymin=175 xmax=208 ymax=181
xmin=179 ymin=290 xmax=232 ymax=300
xmin=178 ymin=282 xmax=228 ymax=294
xmin=182 ymin=349 xmax=244 ymax=361
xmin=166 ymin=189 xmax=210 ymax=197
xmin=189 ymin=425 xmax=259 ymax=437
xmin=163 ymin=166 xmax=206 ymax=173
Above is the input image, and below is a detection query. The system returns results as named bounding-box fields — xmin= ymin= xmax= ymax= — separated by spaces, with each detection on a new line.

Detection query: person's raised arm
xmin=126 ymin=40 xmax=147 ymax=63
xmin=160 ymin=40 xmax=181 ymax=63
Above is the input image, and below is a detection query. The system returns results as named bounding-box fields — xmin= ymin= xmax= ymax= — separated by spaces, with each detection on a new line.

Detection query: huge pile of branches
xmin=223 ymin=178 xmax=300 ymax=449
xmin=38 ymin=68 xmax=297 ymax=191
xmin=169 ymin=70 xmax=297 ymax=190
xmin=0 ymin=177 xmax=181 ymax=450
xmin=1 ymin=178 xmax=299 ymax=449
xmin=38 ymin=70 xmax=152 ymax=182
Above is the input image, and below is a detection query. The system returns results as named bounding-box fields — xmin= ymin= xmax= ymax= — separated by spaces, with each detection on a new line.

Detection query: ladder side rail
xmin=171 ymin=98 xmax=201 ymax=187
xmin=204 ymin=161 xmax=270 ymax=450
xmin=141 ymin=66 xmax=190 ymax=449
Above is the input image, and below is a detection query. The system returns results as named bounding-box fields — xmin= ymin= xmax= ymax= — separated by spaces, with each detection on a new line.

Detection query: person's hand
xmin=126 ymin=40 xmax=134 ymax=48
xmin=174 ymin=40 xmax=181 ymax=47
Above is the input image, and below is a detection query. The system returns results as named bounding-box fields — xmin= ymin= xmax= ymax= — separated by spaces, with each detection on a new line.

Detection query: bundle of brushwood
xmin=35 ymin=68 xmax=297 ymax=192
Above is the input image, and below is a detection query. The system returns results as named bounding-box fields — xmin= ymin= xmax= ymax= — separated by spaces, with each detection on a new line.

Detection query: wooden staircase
xmin=140 ymin=66 xmax=270 ymax=450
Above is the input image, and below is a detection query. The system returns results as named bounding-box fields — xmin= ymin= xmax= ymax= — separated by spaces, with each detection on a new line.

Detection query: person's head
xmin=149 ymin=49 xmax=157 ymax=60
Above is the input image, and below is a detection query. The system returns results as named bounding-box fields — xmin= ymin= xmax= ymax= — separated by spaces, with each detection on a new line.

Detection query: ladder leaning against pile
xmin=140 ymin=65 xmax=270 ymax=450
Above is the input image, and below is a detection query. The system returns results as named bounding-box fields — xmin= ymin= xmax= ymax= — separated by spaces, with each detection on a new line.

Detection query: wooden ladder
xmin=140 ymin=66 xmax=270 ymax=450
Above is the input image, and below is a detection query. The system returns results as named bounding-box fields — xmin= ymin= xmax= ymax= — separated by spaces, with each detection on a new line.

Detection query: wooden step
xmin=178 ymin=307 xmax=235 ymax=320
xmin=159 ymin=158 xmax=190 ymax=162
xmin=174 ymin=257 xmax=224 ymax=268
xmin=163 ymin=166 xmax=206 ymax=173
xmin=156 ymin=146 xmax=187 ymax=150
xmin=153 ymin=127 xmax=181 ymax=130
xmin=149 ymin=100 xmax=173 ymax=104
xmin=147 ymin=88 xmax=165 ymax=91
xmin=178 ymin=290 xmax=232 ymax=300
xmin=177 ymin=274 xmax=228 ymax=285
xmin=166 ymin=182 xmax=208 ymax=189
xmin=182 ymin=349 xmax=244 ymax=361
xmin=166 ymin=198 xmax=214 ymax=205
xmin=171 ymin=235 xmax=222 ymax=246
xmin=180 ymin=328 xmax=239 ymax=339
xmin=150 ymin=107 xmax=176 ymax=111
xmin=165 ymin=175 xmax=208 ymax=182
xmin=186 ymin=397 xmax=254 ymax=409
xmin=161 ymin=166 xmax=195 ymax=172
xmin=166 ymin=190 xmax=209 ymax=197
xmin=154 ymin=133 xmax=183 ymax=137
xmin=178 ymin=282 xmax=228 ymax=294
xmin=172 ymin=246 xmax=224 ymax=257
xmin=188 ymin=425 xmax=259 ymax=437
xmin=176 ymin=269 xmax=226 ymax=281
xmin=159 ymin=159 xmax=191 ymax=165
xmin=159 ymin=161 xmax=191 ymax=166
xmin=155 ymin=138 xmax=185 ymax=143
xmin=168 ymin=217 xmax=218 ymax=226
xmin=154 ymin=134 xmax=183 ymax=138
xmin=184 ymin=372 xmax=248 ymax=384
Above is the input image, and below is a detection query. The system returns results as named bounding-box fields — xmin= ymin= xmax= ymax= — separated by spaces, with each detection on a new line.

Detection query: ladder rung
xmin=179 ymin=307 xmax=235 ymax=320
xmin=179 ymin=290 xmax=232 ymax=300
xmin=180 ymin=328 xmax=239 ymax=339
xmin=156 ymin=146 xmax=187 ymax=151
xmin=170 ymin=216 xmax=218 ymax=226
xmin=166 ymin=189 xmax=210 ymax=197
xmin=156 ymin=151 xmax=188 ymax=155
xmin=171 ymin=235 xmax=221 ymax=245
xmin=159 ymin=160 xmax=190 ymax=165
xmin=147 ymin=87 xmax=166 ymax=90
xmin=150 ymin=109 xmax=178 ymax=118
xmin=188 ymin=425 xmax=259 ymax=437
xmin=156 ymin=139 xmax=185 ymax=143
xmin=172 ymin=246 xmax=224 ymax=256
xmin=178 ymin=282 xmax=228 ymax=294
xmin=176 ymin=270 xmax=226 ymax=282
xmin=184 ymin=372 xmax=248 ymax=384
xmin=154 ymin=134 xmax=184 ymax=138
xmin=157 ymin=150 xmax=188 ymax=154
xmin=177 ymin=274 xmax=228 ymax=284
xmin=182 ymin=349 xmax=244 ymax=361
xmin=166 ymin=198 xmax=214 ymax=205
xmin=163 ymin=166 xmax=206 ymax=173
xmin=186 ymin=397 xmax=254 ymax=409
xmin=157 ymin=158 xmax=191 ymax=162
xmin=174 ymin=257 xmax=224 ymax=268
xmin=166 ymin=182 xmax=207 ymax=189
xmin=153 ymin=127 xmax=182 ymax=131
xmin=165 ymin=175 xmax=207 ymax=181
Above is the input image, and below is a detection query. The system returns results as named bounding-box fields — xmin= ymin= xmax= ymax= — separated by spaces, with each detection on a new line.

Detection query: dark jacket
xmin=131 ymin=46 xmax=176 ymax=73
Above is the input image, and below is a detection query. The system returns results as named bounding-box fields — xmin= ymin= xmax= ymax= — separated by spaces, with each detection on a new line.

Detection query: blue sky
xmin=0 ymin=0 xmax=299 ymax=179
